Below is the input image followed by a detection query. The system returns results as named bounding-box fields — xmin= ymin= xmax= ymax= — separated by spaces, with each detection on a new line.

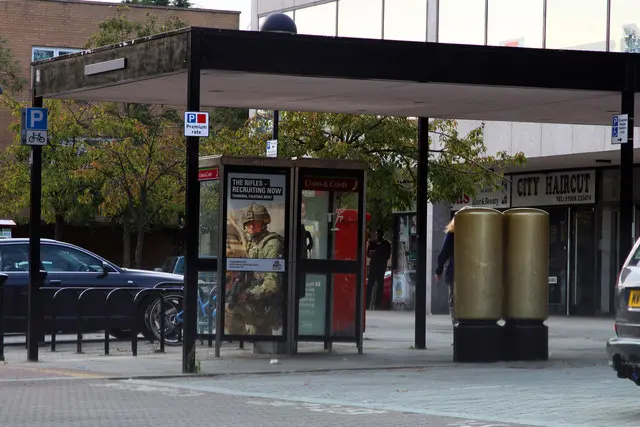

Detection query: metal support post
xmin=27 ymin=95 xmax=43 ymax=362
xmin=182 ymin=32 xmax=202 ymax=374
xmin=273 ymin=110 xmax=279 ymax=140
xmin=620 ymin=62 xmax=635 ymax=266
xmin=415 ymin=117 xmax=429 ymax=349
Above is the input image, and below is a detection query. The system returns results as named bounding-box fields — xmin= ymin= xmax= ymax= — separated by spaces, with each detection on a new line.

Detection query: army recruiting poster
xmin=223 ymin=171 xmax=287 ymax=337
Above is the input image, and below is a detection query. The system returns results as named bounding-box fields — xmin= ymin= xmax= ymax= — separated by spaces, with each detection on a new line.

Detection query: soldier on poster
xmin=224 ymin=173 xmax=287 ymax=336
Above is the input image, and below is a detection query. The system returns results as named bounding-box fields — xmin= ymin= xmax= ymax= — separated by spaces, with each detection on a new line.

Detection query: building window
xmin=545 ymin=0 xmax=607 ymax=50
xmin=295 ymin=2 xmax=337 ymax=37
xmin=610 ymin=0 xmax=640 ymax=52
xmin=383 ymin=0 xmax=427 ymax=42
xmin=438 ymin=0 xmax=486 ymax=45
xmin=486 ymin=0 xmax=544 ymax=48
xmin=337 ymin=0 xmax=383 ymax=39
xmin=32 ymin=46 xmax=82 ymax=62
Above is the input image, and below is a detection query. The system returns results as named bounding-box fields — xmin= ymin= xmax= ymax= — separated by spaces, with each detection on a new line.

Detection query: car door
xmin=0 ymin=243 xmax=30 ymax=332
xmin=41 ymin=243 xmax=122 ymax=330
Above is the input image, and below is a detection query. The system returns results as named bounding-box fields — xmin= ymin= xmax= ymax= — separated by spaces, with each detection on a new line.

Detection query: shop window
xmin=545 ymin=0 xmax=607 ymax=50
xmin=609 ymin=0 xmax=640 ymax=52
xmin=32 ymin=46 xmax=82 ymax=62
xmin=438 ymin=0 xmax=486 ymax=45
xmin=295 ymin=1 xmax=337 ymax=37
xmin=383 ymin=0 xmax=427 ymax=42
xmin=486 ymin=0 xmax=543 ymax=48
xmin=337 ymin=0 xmax=383 ymax=39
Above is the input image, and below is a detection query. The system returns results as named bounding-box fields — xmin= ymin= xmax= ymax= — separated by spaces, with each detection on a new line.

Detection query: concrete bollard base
xmin=453 ymin=320 xmax=504 ymax=363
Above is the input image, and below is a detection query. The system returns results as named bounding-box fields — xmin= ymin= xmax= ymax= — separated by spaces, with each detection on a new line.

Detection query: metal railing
xmin=36 ymin=283 xmax=184 ymax=356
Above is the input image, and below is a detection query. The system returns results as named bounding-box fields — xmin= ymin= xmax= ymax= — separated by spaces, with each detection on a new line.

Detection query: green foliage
xmin=201 ymin=112 xmax=525 ymax=230
xmin=0 ymin=36 xmax=25 ymax=95
xmin=0 ymin=98 xmax=102 ymax=230
xmin=78 ymin=103 xmax=185 ymax=235
xmin=121 ymin=0 xmax=191 ymax=8
xmin=87 ymin=6 xmax=187 ymax=49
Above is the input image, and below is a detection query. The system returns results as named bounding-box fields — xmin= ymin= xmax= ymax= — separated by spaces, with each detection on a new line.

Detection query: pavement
xmin=0 ymin=312 xmax=628 ymax=427
xmin=0 ymin=312 xmax=612 ymax=378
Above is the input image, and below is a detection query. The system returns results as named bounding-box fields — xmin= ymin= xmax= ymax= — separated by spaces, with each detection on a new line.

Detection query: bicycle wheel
xmin=146 ymin=292 xmax=184 ymax=346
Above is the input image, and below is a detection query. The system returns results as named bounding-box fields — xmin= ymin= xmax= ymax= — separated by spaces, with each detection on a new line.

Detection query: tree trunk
xmin=54 ymin=214 xmax=64 ymax=241
xmin=122 ymin=226 xmax=132 ymax=268
xmin=134 ymin=228 xmax=145 ymax=269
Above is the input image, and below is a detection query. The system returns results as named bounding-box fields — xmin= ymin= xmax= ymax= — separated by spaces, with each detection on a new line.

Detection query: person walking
xmin=434 ymin=206 xmax=469 ymax=326
xmin=366 ymin=229 xmax=391 ymax=310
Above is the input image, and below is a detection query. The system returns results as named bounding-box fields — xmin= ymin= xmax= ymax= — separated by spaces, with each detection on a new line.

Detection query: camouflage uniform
xmin=225 ymin=204 xmax=285 ymax=335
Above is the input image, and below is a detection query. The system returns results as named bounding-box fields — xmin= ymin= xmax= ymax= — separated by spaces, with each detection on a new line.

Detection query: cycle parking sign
xmin=20 ymin=107 xmax=49 ymax=146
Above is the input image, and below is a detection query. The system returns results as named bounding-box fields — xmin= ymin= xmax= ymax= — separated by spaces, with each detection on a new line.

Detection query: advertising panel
xmin=224 ymin=172 xmax=287 ymax=336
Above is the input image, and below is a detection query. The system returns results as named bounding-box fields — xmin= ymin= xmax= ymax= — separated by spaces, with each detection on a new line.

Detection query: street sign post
xmin=611 ymin=113 xmax=629 ymax=145
xmin=266 ymin=139 xmax=278 ymax=157
xmin=184 ymin=111 xmax=209 ymax=137
xmin=20 ymin=107 xmax=48 ymax=146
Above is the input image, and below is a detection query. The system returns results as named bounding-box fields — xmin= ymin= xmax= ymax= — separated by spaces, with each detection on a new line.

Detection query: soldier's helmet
xmin=242 ymin=203 xmax=271 ymax=226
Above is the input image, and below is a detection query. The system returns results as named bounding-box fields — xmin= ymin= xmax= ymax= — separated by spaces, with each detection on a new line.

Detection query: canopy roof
xmin=31 ymin=27 xmax=639 ymax=126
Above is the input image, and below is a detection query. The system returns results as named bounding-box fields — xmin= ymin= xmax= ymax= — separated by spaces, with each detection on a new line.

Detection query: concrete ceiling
xmin=54 ymin=70 xmax=637 ymax=126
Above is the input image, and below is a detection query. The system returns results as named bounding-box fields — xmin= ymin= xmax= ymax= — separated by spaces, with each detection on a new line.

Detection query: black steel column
xmin=415 ymin=117 xmax=429 ymax=349
xmin=182 ymin=32 xmax=202 ymax=374
xmin=273 ymin=110 xmax=279 ymax=141
xmin=620 ymin=61 xmax=636 ymax=266
xmin=27 ymin=95 xmax=43 ymax=362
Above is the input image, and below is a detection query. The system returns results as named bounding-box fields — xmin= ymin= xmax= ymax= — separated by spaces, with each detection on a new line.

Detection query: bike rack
xmin=104 ymin=287 xmax=141 ymax=356
xmin=77 ymin=288 xmax=114 ymax=354
xmin=27 ymin=284 xmax=187 ymax=356
xmin=48 ymin=287 xmax=86 ymax=352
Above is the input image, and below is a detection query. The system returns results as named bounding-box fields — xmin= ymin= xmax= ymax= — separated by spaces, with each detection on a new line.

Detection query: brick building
xmin=0 ymin=0 xmax=239 ymax=268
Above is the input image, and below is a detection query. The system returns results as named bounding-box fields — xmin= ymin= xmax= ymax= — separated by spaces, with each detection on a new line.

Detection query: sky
xmin=91 ymin=0 xmax=252 ymax=30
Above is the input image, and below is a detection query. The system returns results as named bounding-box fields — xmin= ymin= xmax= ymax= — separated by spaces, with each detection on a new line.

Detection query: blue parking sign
xmin=20 ymin=107 xmax=49 ymax=146
xmin=25 ymin=108 xmax=48 ymax=130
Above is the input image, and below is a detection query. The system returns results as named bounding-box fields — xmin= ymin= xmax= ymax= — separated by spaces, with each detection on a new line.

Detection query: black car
xmin=607 ymin=237 xmax=640 ymax=385
xmin=0 ymin=238 xmax=183 ymax=339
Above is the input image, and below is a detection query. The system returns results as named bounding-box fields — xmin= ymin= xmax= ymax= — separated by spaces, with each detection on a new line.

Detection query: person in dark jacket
xmin=434 ymin=206 xmax=469 ymax=325
xmin=367 ymin=229 xmax=391 ymax=310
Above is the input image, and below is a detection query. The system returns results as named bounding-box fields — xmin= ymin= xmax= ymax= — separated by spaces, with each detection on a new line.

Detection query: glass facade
xmin=438 ymin=0 xmax=486 ymax=45
xmin=255 ymin=0 xmax=640 ymax=52
xmin=610 ymin=0 xmax=640 ymax=52
xmin=486 ymin=0 xmax=544 ymax=48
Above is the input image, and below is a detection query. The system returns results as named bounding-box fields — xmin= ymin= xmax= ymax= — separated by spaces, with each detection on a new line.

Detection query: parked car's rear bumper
xmin=607 ymin=336 xmax=640 ymax=385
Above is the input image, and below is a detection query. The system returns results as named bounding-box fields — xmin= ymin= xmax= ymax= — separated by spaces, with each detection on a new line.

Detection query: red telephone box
xmin=332 ymin=209 xmax=370 ymax=336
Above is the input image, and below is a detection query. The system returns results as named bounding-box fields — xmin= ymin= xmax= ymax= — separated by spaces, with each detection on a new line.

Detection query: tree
xmin=623 ymin=24 xmax=640 ymax=53
xmin=0 ymin=97 xmax=103 ymax=239
xmin=0 ymin=36 xmax=25 ymax=95
xmin=201 ymin=112 xmax=525 ymax=231
xmin=78 ymin=103 xmax=185 ymax=268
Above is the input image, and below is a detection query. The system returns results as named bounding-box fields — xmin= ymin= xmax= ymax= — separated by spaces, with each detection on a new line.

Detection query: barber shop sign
xmin=511 ymin=169 xmax=595 ymax=207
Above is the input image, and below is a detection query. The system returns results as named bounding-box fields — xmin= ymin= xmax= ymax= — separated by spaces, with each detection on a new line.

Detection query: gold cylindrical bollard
xmin=454 ymin=207 xmax=504 ymax=320
xmin=452 ymin=207 xmax=504 ymax=362
xmin=503 ymin=207 xmax=550 ymax=361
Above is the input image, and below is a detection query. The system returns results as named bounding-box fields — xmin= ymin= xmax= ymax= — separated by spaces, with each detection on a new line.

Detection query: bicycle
xmin=28 ymin=132 xmax=46 ymax=144
xmin=146 ymin=282 xmax=217 ymax=346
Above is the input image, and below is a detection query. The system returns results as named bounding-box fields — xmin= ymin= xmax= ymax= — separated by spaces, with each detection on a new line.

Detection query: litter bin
xmin=453 ymin=207 xmax=504 ymax=362
xmin=503 ymin=208 xmax=549 ymax=361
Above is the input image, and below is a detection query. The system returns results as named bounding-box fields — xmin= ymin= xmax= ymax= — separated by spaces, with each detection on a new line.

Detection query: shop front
xmin=511 ymin=169 xmax=597 ymax=316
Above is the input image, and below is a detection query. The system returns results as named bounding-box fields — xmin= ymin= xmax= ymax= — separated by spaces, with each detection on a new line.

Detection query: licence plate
xmin=629 ymin=290 xmax=640 ymax=308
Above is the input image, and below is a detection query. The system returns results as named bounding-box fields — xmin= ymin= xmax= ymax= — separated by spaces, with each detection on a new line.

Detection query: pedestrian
xmin=366 ymin=228 xmax=391 ymax=310
xmin=434 ymin=206 xmax=470 ymax=326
